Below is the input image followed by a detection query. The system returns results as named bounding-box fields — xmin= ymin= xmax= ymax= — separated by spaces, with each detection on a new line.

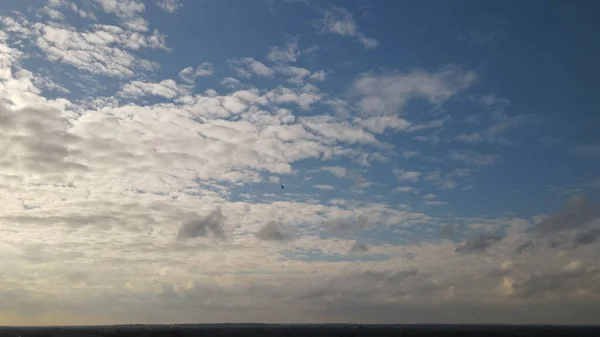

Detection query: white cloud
xmin=351 ymin=66 xmax=477 ymax=116
xmin=221 ymin=77 xmax=242 ymax=88
xmin=423 ymin=200 xmax=449 ymax=206
xmin=321 ymin=166 xmax=347 ymax=178
xmin=302 ymin=115 xmax=378 ymax=144
xmin=448 ymin=150 xmax=502 ymax=166
xmin=424 ymin=170 xmax=472 ymax=190
xmin=266 ymin=85 xmax=322 ymax=110
xmin=268 ymin=37 xmax=300 ymax=63
xmin=39 ymin=6 xmax=66 ymax=21
xmin=230 ymin=57 xmax=275 ymax=78
xmin=393 ymin=169 xmax=421 ymax=183
xmin=403 ymin=151 xmax=420 ymax=159
xmin=394 ymin=186 xmax=415 ymax=193
xmin=317 ymin=7 xmax=379 ymax=49
xmin=95 ymin=0 xmax=149 ymax=32
xmin=119 ymin=79 xmax=190 ymax=99
xmin=1 ymin=18 xmax=167 ymax=78
xmin=0 ymin=3 xmax=598 ymax=326
xmin=455 ymin=114 xmax=539 ymax=145
xmin=156 ymin=0 xmax=183 ymax=13
xmin=308 ymin=70 xmax=326 ymax=82
xmin=178 ymin=62 xmax=215 ymax=83
xmin=314 ymin=184 xmax=335 ymax=191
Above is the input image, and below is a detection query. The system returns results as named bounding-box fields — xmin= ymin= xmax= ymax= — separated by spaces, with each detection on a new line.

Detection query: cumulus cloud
xmin=119 ymin=79 xmax=190 ymax=99
xmin=176 ymin=206 xmax=227 ymax=241
xmin=351 ymin=66 xmax=476 ymax=116
xmin=348 ymin=241 xmax=369 ymax=254
xmin=95 ymin=0 xmax=149 ymax=32
xmin=393 ymin=186 xmax=415 ymax=193
xmin=504 ymin=262 xmax=596 ymax=298
xmin=515 ymin=240 xmax=534 ymax=254
xmin=256 ymin=221 xmax=293 ymax=242
xmin=156 ymin=0 xmax=183 ymax=13
xmin=535 ymin=196 xmax=599 ymax=235
xmin=220 ymin=77 xmax=241 ymax=88
xmin=0 ymin=1 xmax=598 ymax=326
xmin=309 ymin=70 xmax=326 ymax=82
xmin=268 ymin=37 xmax=300 ymax=63
xmin=329 ymin=214 xmax=367 ymax=234
xmin=574 ymin=229 xmax=600 ymax=247
xmin=0 ymin=103 xmax=87 ymax=181
xmin=393 ymin=169 xmax=421 ymax=183
xmin=440 ymin=224 xmax=457 ymax=240
xmin=0 ymin=18 xmax=167 ymax=77
xmin=321 ymin=166 xmax=347 ymax=178
xmin=455 ymin=233 xmax=502 ymax=254
xmin=178 ymin=63 xmax=215 ymax=83
xmin=230 ymin=57 xmax=275 ymax=78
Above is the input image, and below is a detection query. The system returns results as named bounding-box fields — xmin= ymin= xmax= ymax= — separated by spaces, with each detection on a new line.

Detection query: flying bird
xmin=281 ymin=184 xmax=284 ymax=189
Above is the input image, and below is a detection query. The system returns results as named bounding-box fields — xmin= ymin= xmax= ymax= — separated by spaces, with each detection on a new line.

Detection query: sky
xmin=0 ymin=0 xmax=599 ymax=326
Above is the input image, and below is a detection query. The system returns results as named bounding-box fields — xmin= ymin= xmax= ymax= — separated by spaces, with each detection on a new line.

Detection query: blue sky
xmin=0 ymin=0 xmax=599 ymax=325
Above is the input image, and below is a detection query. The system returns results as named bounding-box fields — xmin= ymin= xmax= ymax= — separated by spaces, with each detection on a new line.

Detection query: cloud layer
xmin=0 ymin=0 xmax=598 ymax=326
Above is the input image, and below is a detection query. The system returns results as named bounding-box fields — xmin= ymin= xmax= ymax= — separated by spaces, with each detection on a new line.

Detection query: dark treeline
xmin=1 ymin=325 xmax=600 ymax=337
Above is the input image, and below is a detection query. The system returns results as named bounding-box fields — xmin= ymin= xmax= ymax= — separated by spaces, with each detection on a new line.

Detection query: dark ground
xmin=1 ymin=324 xmax=599 ymax=337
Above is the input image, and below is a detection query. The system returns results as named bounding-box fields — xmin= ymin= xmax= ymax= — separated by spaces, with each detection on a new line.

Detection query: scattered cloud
xmin=329 ymin=214 xmax=367 ymax=233
xmin=348 ymin=241 xmax=369 ymax=254
xmin=119 ymin=79 xmax=189 ymax=99
xmin=0 ymin=0 xmax=596 ymax=325
xmin=220 ymin=77 xmax=242 ymax=88
xmin=268 ymin=37 xmax=300 ymax=63
xmin=393 ymin=169 xmax=421 ymax=183
xmin=535 ymin=196 xmax=599 ymax=234
xmin=95 ymin=0 xmax=149 ymax=32
xmin=256 ymin=221 xmax=293 ymax=241
xmin=448 ymin=150 xmax=502 ymax=166
xmin=351 ymin=66 xmax=477 ymax=116
xmin=440 ymin=224 xmax=457 ymax=240
xmin=309 ymin=70 xmax=326 ymax=82
xmin=176 ymin=206 xmax=227 ymax=241
xmin=455 ymin=114 xmax=540 ymax=145
xmin=156 ymin=0 xmax=183 ymax=13
xmin=230 ymin=57 xmax=276 ymax=78
xmin=178 ymin=63 xmax=215 ymax=83
xmin=321 ymin=166 xmax=347 ymax=178
xmin=393 ymin=186 xmax=415 ymax=193
xmin=424 ymin=200 xmax=449 ymax=206
xmin=316 ymin=7 xmax=379 ymax=49
xmin=515 ymin=240 xmax=534 ymax=254
xmin=455 ymin=233 xmax=502 ymax=254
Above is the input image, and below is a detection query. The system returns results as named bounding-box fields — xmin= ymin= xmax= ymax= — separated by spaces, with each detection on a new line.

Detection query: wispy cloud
xmin=351 ymin=66 xmax=476 ymax=116
xmin=156 ymin=0 xmax=183 ymax=13
xmin=448 ymin=150 xmax=502 ymax=166
xmin=178 ymin=62 xmax=215 ymax=83
xmin=316 ymin=7 xmax=379 ymax=49
xmin=229 ymin=57 xmax=276 ymax=78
